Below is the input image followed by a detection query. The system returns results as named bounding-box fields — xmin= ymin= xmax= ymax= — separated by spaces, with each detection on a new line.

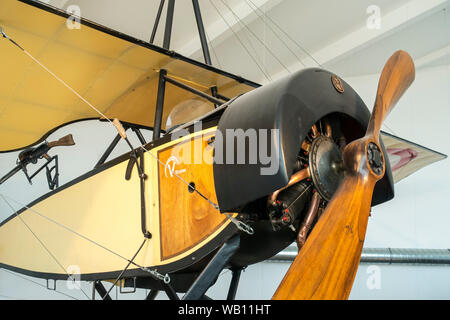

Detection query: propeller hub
xmin=367 ymin=142 xmax=384 ymax=176
xmin=309 ymin=136 xmax=345 ymax=201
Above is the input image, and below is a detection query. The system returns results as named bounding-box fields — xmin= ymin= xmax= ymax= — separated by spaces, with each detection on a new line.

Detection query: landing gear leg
xmin=183 ymin=235 xmax=240 ymax=300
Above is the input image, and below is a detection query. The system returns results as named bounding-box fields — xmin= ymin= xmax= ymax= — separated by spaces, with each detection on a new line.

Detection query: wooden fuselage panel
xmin=0 ymin=127 xmax=232 ymax=278
xmin=157 ymin=130 xmax=227 ymax=260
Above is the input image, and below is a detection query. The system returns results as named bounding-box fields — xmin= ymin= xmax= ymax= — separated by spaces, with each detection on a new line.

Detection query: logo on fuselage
xmin=165 ymin=156 xmax=186 ymax=177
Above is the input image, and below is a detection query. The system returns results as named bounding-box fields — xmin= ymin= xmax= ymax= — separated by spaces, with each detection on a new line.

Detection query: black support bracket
xmin=226 ymin=267 xmax=243 ymax=300
xmin=93 ymin=281 xmax=112 ymax=300
xmin=183 ymin=235 xmax=240 ymax=300
xmin=153 ymin=69 xmax=167 ymax=141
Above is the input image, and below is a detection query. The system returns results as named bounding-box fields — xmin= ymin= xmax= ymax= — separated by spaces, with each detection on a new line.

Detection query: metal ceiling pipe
xmin=268 ymin=247 xmax=450 ymax=266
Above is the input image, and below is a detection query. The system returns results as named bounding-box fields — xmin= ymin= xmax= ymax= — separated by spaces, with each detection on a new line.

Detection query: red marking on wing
xmin=387 ymin=148 xmax=418 ymax=171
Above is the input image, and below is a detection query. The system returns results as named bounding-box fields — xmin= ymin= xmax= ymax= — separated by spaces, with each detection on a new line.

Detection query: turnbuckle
xmin=140 ymin=267 xmax=171 ymax=284
xmin=224 ymin=213 xmax=254 ymax=235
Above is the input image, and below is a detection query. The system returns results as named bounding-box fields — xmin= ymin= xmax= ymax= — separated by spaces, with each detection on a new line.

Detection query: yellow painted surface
xmin=0 ymin=127 xmax=233 ymax=276
xmin=147 ymin=127 xmax=235 ymax=266
xmin=0 ymin=159 xmax=145 ymax=275
xmin=0 ymin=0 xmax=255 ymax=151
xmin=381 ymin=132 xmax=447 ymax=183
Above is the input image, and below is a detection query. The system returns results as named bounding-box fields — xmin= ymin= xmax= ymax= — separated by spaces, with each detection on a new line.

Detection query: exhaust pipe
xmin=269 ymin=247 xmax=450 ymax=266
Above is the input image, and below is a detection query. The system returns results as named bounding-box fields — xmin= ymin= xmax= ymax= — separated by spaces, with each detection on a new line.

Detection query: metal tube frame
xmin=192 ymin=0 xmax=212 ymax=66
xmin=163 ymin=0 xmax=175 ymax=49
xmin=215 ymin=92 xmax=231 ymax=102
xmin=94 ymin=133 xmax=123 ymax=169
xmin=164 ymin=75 xmax=225 ymax=106
xmin=137 ymin=148 xmax=151 ymax=238
xmin=145 ymin=289 xmax=159 ymax=300
xmin=93 ymin=281 xmax=112 ymax=300
xmin=153 ymin=69 xmax=167 ymax=141
xmin=150 ymin=0 xmax=166 ymax=44
xmin=162 ymin=281 xmax=179 ymax=300
xmin=148 ymin=0 xmax=231 ymax=118
xmin=132 ymin=127 xmax=147 ymax=145
xmin=226 ymin=267 xmax=242 ymax=300
xmin=24 ymin=155 xmax=59 ymax=190
xmin=95 ymin=126 xmax=148 ymax=169
xmin=183 ymin=235 xmax=240 ymax=300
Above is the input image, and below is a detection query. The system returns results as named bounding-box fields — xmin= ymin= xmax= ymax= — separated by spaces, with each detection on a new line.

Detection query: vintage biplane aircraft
xmin=0 ymin=0 xmax=446 ymax=300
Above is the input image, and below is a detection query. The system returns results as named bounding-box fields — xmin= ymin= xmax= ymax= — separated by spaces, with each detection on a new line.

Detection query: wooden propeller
xmin=272 ymin=50 xmax=415 ymax=300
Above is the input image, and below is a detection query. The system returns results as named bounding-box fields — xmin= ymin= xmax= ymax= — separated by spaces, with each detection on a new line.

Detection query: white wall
xmin=0 ymin=121 xmax=155 ymax=300
xmin=0 ymin=62 xmax=448 ymax=300
xmin=206 ymin=262 xmax=450 ymax=300
xmin=0 ymin=0 xmax=449 ymax=299
xmin=206 ymin=63 xmax=450 ymax=300
xmin=347 ymin=64 xmax=450 ymax=250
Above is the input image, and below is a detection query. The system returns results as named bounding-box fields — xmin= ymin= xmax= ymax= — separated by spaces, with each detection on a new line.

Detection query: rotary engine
xmin=266 ymin=115 xmax=353 ymax=248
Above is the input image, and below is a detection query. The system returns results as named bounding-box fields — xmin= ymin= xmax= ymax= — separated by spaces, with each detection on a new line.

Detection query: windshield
xmin=166 ymin=98 xmax=214 ymax=128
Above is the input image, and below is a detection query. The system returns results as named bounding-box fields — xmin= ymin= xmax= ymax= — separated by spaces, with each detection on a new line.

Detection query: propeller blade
xmin=272 ymin=51 xmax=415 ymax=300
xmin=367 ymin=50 xmax=415 ymax=140
xmin=272 ymin=141 xmax=377 ymax=299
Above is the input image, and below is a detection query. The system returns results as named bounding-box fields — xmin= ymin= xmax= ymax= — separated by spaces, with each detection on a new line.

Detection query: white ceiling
xmin=47 ymin=0 xmax=450 ymax=84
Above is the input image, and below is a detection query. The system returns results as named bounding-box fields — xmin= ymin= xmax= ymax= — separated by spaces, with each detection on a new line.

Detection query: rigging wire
xmin=0 ymin=268 xmax=79 ymax=300
xmin=242 ymin=0 xmax=306 ymax=68
xmin=0 ymin=193 xmax=134 ymax=263
xmin=0 ymin=6 xmax=262 ymax=298
xmin=225 ymin=11 xmax=269 ymax=76
xmin=220 ymin=1 xmax=396 ymax=135
xmin=208 ymin=0 xmax=272 ymax=81
xmin=0 ymin=193 xmax=170 ymax=284
xmin=0 ymin=25 xmax=254 ymax=276
xmin=204 ymin=26 xmax=223 ymax=69
xmin=0 ymin=28 xmax=114 ymax=126
xmin=0 ymin=194 xmax=91 ymax=300
xmin=245 ymin=0 xmax=322 ymax=68
xmin=217 ymin=0 xmax=291 ymax=74
xmin=102 ymin=238 xmax=148 ymax=300
xmin=1 ymin=27 xmax=222 ymax=214
xmin=13 ymin=28 xmax=221 ymax=212
xmin=213 ymin=0 xmax=268 ymax=75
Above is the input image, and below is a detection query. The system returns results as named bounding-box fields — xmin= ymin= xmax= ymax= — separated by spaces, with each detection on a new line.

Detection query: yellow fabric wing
xmin=381 ymin=132 xmax=447 ymax=183
xmin=0 ymin=0 xmax=258 ymax=152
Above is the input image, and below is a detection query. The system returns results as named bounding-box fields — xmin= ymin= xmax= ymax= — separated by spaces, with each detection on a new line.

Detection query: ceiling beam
xmin=177 ymin=0 xmax=283 ymax=57
xmin=47 ymin=0 xmax=71 ymax=7
xmin=267 ymin=0 xmax=449 ymax=83
xmin=316 ymin=0 xmax=449 ymax=65
xmin=415 ymin=44 xmax=450 ymax=69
